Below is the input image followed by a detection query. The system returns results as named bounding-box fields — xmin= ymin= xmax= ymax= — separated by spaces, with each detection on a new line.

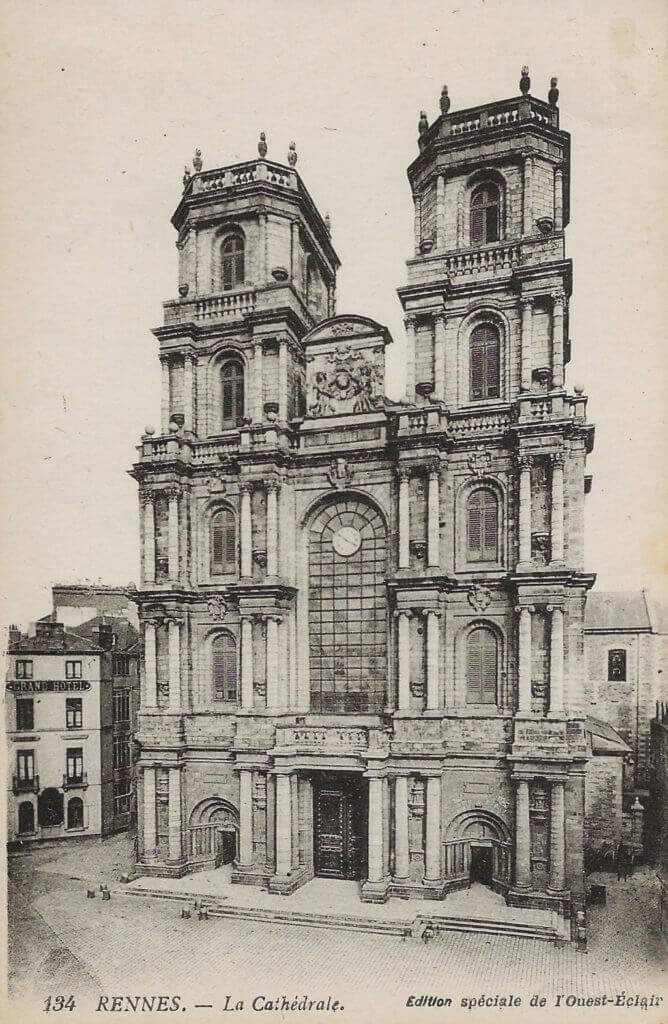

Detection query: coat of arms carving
xmin=207 ymin=596 xmax=228 ymax=621
xmin=467 ymin=584 xmax=492 ymax=613
xmin=327 ymin=457 xmax=353 ymax=489
xmin=468 ymin=448 xmax=493 ymax=478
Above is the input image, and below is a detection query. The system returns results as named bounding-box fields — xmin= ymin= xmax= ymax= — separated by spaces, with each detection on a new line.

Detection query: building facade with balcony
xmin=131 ymin=71 xmax=595 ymax=932
xmin=5 ymin=594 xmax=140 ymax=843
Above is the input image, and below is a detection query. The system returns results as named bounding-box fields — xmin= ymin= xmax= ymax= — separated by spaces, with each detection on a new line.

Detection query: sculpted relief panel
xmin=306 ymin=342 xmax=384 ymax=417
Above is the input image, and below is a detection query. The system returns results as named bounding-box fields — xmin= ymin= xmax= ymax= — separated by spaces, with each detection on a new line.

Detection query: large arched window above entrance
xmin=309 ymin=499 xmax=387 ymax=713
xmin=221 ymin=360 xmax=244 ymax=429
xmin=466 ymin=626 xmax=499 ymax=705
xmin=211 ymin=508 xmax=236 ymax=575
xmin=470 ymin=324 xmax=500 ymax=401
xmin=470 ymin=182 xmax=501 ymax=245
xmin=467 ymin=488 xmax=499 ymax=562
xmin=221 ymin=234 xmax=245 ymax=290
xmin=212 ymin=632 xmax=238 ymax=703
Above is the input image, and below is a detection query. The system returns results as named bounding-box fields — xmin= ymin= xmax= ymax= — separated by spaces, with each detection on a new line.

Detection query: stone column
xmin=266 ymin=480 xmax=280 ymax=578
xmin=265 ymin=615 xmax=280 ymax=711
xmin=548 ymin=606 xmax=564 ymax=715
xmin=396 ymin=610 xmax=412 ymax=710
xmin=435 ymin=174 xmax=446 ymax=250
xmin=404 ymin=315 xmax=416 ymax=402
xmin=183 ymin=354 xmax=195 ymax=433
xmin=552 ymin=291 xmax=565 ymax=388
xmin=279 ymin=615 xmax=289 ymax=710
xmin=550 ymin=452 xmax=565 ymax=564
xmin=160 ymin=355 xmax=170 ymax=433
xmin=290 ymin=774 xmax=300 ymax=868
xmin=259 ymin=212 xmax=268 ymax=283
xmin=290 ymin=219 xmax=300 ymax=283
xmin=516 ymin=605 xmax=533 ymax=713
xmin=240 ymin=483 xmax=253 ymax=578
xmin=394 ymin=776 xmax=409 ymax=881
xmin=143 ymin=765 xmax=157 ymax=857
xmin=426 ymin=610 xmax=441 ymax=711
xmin=427 ymin=463 xmax=440 ymax=568
xmin=167 ymin=617 xmax=182 ymax=712
xmin=168 ymin=767 xmax=182 ymax=862
xmin=240 ymin=615 xmax=254 ymax=710
xmin=412 ymin=193 xmax=421 ymax=255
xmin=434 ymin=312 xmax=446 ymax=402
xmin=520 ymin=298 xmax=534 ymax=392
xmin=238 ymin=769 xmax=253 ymax=868
xmin=518 ymin=454 xmax=533 ymax=565
xmin=367 ymin=777 xmax=384 ymax=884
xmin=398 ymin=467 xmax=410 ymax=569
xmin=253 ymin=340 xmax=263 ymax=422
xmin=141 ymin=490 xmax=155 ymax=585
xmin=554 ymin=167 xmax=563 ymax=231
xmin=523 ymin=154 xmax=533 ymax=236
xmin=143 ymin=620 xmax=158 ymax=709
xmin=275 ymin=773 xmax=292 ymax=875
xmin=278 ymin=338 xmax=289 ymax=421
xmin=424 ymin=775 xmax=441 ymax=884
xmin=548 ymin=779 xmax=566 ymax=892
xmin=166 ymin=485 xmax=180 ymax=581
xmin=514 ymin=779 xmax=531 ymax=888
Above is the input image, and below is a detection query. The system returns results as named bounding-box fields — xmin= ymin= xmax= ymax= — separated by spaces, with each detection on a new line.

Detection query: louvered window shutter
xmin=481 ymin=630 xmax=498 ymax=703
xmin=471 ymin=206 xmax=484 ymax=244
xmin=213 ymin=634 xmax=237 ymax=701
xmin=482 ymin=491 xmax=498 ymax=560
xmin=467 ymin=493 xmax=483 ymax=558
xmin=485 ymin=332 xmax=500 ymax=398
xmin=470 ymin=339 xmax=485 ymax=399
xmin=224 ymin=513 xmax=236 ymax=569
xmin=212 ymin=510 xmax=236 ymax=573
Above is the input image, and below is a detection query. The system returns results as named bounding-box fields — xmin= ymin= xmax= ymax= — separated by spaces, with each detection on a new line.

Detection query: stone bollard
xmin=181 ymin=908 xmax=191 ymax=919
xmin=198 ymin=907 xmax=209 ymax=921
xmin=102 ymin=889 xmax=111 ymax=901
xmin=86 ymin=889 xmax=96 ymax=899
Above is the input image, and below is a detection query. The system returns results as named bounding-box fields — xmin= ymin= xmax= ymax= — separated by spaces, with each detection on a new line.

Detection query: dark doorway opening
xmin=218 ymin=828 xmax=237 ymax=866
xmin=469 ymin=844 xmax=493 ymax=885
xmin=313 ymin=773 xmax=367 ymax=881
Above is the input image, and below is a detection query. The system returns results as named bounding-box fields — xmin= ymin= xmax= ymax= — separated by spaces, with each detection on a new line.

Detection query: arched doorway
xmin=444 ymin=810 xmax=512 ymax=892
xmin=187 ymin=798 xmax=239 ymax=869
xmin=38 ymin=788 xmax=64 ymax=828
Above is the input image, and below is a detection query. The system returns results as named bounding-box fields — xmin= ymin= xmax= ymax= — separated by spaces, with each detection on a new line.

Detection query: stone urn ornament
xmin=418 ymin=110 xmax=429 ymax=136
xmin=258 ymin=131 xmax=267 ymax=158
xmin=548 ymin=77 xmax=559 ymax=107
xmin=520 ymin=66 xmax=531 ymax=96
xmin=193 ymin=148 xmax=203 ymax=172
xmin=287 ymin=141 xmax=297 ymax=167
xmin=440 ymin=85 xmax=450 ymax=115
xmin=182 ymin=166 xmax=191 ymax=188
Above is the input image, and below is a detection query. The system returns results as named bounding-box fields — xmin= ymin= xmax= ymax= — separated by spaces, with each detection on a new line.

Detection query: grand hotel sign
xmin=6 ymin=680 xmax=91 ymax=693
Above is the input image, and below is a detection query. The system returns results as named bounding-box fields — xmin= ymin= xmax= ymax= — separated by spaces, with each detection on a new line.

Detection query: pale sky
xmin=1 ymin=0 xmax=666 ymax=628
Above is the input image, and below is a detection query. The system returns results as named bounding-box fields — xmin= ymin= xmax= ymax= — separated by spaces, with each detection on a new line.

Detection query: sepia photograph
xmin=2 ymin=1 xmax=667 ymax=1021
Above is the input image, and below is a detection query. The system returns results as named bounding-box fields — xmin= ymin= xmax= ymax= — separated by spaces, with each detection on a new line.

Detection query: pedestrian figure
xmin=615 ymin=840 xmax=632 ymax=881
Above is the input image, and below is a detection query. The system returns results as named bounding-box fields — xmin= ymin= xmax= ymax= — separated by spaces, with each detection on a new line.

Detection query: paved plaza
xmin=7 ymin=834 xmax=668 ymax=1023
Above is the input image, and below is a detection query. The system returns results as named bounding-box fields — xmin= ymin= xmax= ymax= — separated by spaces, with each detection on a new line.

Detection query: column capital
xmin=404 ymin=313 xmax=417 ymax=330
xmin=252 ymin=339 xmax=264 ymax=354
xmin=546 ymin=603 xmax=564 ymax=615
xmin=515 ymin=604 xmax=535 ymax=615
xmin=164 ymin=483 xmax=182 ymax=500
xmin=517 ymin=453 xmax=533 ymax=472
xmin=425 ymin=607 xmax=442 ymax=618
xmin=520 ymin=296 xmax=535 ymax=311
xmin=183 ymin=351 xmax=197 ymax=367
xmin=394 ymin=608 xmax=413 ymax=620
xmin=139 ymin=488 xmax=155 ymax=506
xmin=239 ymin=480 xmax=254 ymax=495
xmin=266 ymin=478 xmax=281 ymax=494
xmin=143 ymin=616 xmax=161 ymax=628
xmin=266 ymin=613 xmax=283 ymax=624
xmin=551 ymin=289 xmax=566 ymax=308
xmin=164 ymin=616 xmax=184 ymax=628
xmin=551 ymin=451 xmax=565 ymax=468
xmin=159 ymin=352 xmax=171 ymax=366
xmin=426 ymin=459 xmax=441 ymax=480
xmin=433 ymin=309 xmax=447 ymax=327
xmin=396 ymin=465 xmax=411 ymax=482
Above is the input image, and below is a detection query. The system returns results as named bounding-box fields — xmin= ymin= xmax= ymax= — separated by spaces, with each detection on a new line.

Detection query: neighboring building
xmin=132 ymin=70 xmax=596 ymax=933
xmin=583 ymin=716 xmax=630 ymax=863
xmin=5 ymin=588 xmax=139 ymax=844
xmin=649 ymin=702 xmax=668 ymax=932
xmin=584 ymin=590 xmax=668 ymax=794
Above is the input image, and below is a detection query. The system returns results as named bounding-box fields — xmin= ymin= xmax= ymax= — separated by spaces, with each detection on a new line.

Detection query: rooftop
xmin=585 ymin=590 xmax=668 ymax=633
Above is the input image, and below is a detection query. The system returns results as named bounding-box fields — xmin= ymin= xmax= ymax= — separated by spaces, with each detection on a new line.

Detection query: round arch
xmin=456 ymin=306 xmax=510 ymax=407
xmin=188 ymin=796 xmax=239 ymax=828
xmin=445 ymin=808 xmax=511 ymax=844
xmin=454 ymin=475 xmax=506 ymax=572
xmin=454 ymin=617 xmax=506 ymax=709
xmin=204 ymin=345 xmax=250 ymax=437
xmin=187 ymin=797 xmax=239 ymax=866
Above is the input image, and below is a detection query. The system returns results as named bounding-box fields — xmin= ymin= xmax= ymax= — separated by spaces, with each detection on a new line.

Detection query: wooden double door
xmin=313 ymin=774 xmax=367 ymax=880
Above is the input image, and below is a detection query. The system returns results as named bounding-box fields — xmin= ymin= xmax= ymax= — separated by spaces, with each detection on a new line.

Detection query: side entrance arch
xmin=444 ymin=810 xmax=512 ymax=892
xmin=188 ymin=798 xmax=239 ymax=868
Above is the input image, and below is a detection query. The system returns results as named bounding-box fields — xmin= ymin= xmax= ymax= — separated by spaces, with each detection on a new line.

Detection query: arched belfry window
xmin=470 ymin=324 xmax=500 ymax=401
xmin=221 ymin=361 xmax=244 ymax=429
xmin=211 ymin=508 xmax=236 ymax=574
xmin=309 ymin=499 xmax=387 ymax=713
xmin=466 ymin=626 xmax=498 ymax=704
xmin=470 ymin=182 xmax=501 ymax=245
xmin=221 ymin=234 xmax=244 ymax=290
xmin=467 ymin=488 xmax=499 ymax=562
xmin=212 ymin=633 xmax=238 ymax=702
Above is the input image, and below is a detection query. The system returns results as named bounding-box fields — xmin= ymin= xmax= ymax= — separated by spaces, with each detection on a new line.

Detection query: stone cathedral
xmin=131 ymin=70 xmax=595 ymax=933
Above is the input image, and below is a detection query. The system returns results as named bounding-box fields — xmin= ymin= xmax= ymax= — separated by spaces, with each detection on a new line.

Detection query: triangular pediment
xmin=303 ymin=314 xmax=388 ymax=346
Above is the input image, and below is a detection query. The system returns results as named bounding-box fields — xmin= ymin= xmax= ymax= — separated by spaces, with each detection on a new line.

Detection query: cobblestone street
xmin=7 ymin=834 xmax=667 ymax=1022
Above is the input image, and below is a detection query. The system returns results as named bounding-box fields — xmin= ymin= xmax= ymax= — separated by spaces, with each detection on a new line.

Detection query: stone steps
xmin=117 ymin=886 xmax=558 ymax=942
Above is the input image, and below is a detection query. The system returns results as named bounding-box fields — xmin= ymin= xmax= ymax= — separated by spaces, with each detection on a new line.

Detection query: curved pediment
xmin=303 ymin=314 xmax=390 ymax=346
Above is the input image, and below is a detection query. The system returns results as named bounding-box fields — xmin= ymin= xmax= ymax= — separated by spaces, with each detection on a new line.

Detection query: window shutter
xmin=467 ymin=494 xmax=483 ymax=557
xmin=471 ymin=207 xmax=484 ymax=244
xmin=212 ymin=515 xmax=224 ymax=571
xmin=467 ymin=628 xmax=498 ymax=704
xmin=485 ymin=333 xmax=500 ymax=398
xmin=466 ymin=636 xmax=483 ymax=703
xmin=481 ymin=630 xmax=498 ymax=703
xmin=224 ymin=513 xmax=236 ymax=570
xmin=470 ymin=340 xmax=484 ymax=399
xmin=482 ymin=492 xmax=498 ymax=559
xmin=213 ymin=634 xmax=237 ymax=701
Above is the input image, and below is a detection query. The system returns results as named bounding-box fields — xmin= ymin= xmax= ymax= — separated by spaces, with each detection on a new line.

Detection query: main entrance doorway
xmin=313 ymin=773 xmax=367 ymax=880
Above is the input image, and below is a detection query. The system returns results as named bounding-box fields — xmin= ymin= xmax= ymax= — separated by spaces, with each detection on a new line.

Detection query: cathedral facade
xmin=131 ymin=71 xmax=594 ymax=930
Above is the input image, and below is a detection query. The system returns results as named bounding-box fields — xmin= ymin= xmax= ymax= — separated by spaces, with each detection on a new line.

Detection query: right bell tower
xmin=396 ymin=68 xmax=595 ymax=921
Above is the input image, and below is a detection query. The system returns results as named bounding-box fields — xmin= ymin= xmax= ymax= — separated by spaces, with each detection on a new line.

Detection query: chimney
xmin=35 ymin=621 xmax=65 ymax=646
xmin=8 ymin=624 xmax=22 ymax=645
xmin=96 ymin=623 xmax=114 ymax=650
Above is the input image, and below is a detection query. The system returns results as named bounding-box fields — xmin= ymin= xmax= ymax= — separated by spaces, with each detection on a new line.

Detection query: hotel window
xmin=66 ymin=698 xmax=83 ymax=729
xmin=470 ymin=324 xmax=500 ymax=401
xmin=212 ymin=633 xmax=238 ymax=703
xmin=112 ymin=654 xmax=130 ymax=676
xmin=16 ymin=660 xmax=33 ymax=679
xmin=211 ymin=508 xmax=236 ymax=574
xmin=65 ymin=660 xmax=82 ymax=679
xmin=467 ymin=488 xmax=499 ymax=562
xmin=466 ymin=626 xmax=499 ymax=704
xmin=113 ymin=736 xmax=131 ymax=770
xmin=16 ymin=699 xmax=34 ymax=732
xmin=17 ymin=750 xmax=35 ymax=782
xmin=66 ymin=748 xmax=84 ymax=783
xmin=113 ymin=688 xmax=131 ymax=723
xmin=608 ymin=649 xmax=627 ymax=682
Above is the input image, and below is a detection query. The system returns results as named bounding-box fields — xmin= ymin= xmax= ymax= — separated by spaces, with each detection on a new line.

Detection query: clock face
xmin=332 ymin=526 xmax=362 ymax=557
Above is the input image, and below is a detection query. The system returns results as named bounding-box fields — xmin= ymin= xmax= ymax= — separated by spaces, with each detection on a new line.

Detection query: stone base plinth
xmin=360 ymin=877 xmax=391 ymax=903
xmin=135 ymin=858 xmax=188 ymax=879
xmin=266 ymin=864 xmax=311 ymax=895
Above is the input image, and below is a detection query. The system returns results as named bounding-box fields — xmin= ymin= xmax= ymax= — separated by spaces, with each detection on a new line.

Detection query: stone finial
xmin=192 ymin=148 xmax=203 ymax=172
xmin=324 ymin=212 xmax=331 ymax=235
xmin=287 ymin=141 xmax=297 ymax=167
xmin=258 ymin=131 xmax=267 ymax=158
xmin=439 ymin=85 xmax=450 ymax=115
xmin=520 ymin=66 xmax=531 ymax=95
xmin=182 ymin=166 xmax=191 ymax=187
xmin=548 ymin=77 xmax=560 ymax=107
xmin=418 ymin=110 xmax=429 ymax=136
